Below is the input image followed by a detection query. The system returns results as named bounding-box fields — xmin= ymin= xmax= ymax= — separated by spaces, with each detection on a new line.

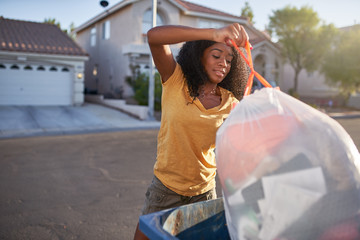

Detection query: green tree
xmin=44 ymin=17 xmax=62 ymax=29
xmin=322 ymin=25 xmax=360 ymax=104
xmin=67 ymin=22 xmax=76 ymax=40
xmin=241 ymin=1 xmax=254 ymax=24
xmin=268 ymin=6 xmax=337 ymax=94
xmin=44 ymin=18 xmax=76 ymax=39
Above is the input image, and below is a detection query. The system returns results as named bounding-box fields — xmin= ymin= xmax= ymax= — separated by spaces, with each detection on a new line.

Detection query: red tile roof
xmin=0 ymin=17 xmax=88 ymax=56
xmin=339 ymin=24 xmax=360 ymax=32
xmin=175 ymin=0 xmax=247 ymax=20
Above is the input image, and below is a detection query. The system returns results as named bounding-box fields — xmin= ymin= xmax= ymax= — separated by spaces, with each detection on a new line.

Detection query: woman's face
xmin=201 ymin=42 xmax=233 ymax=84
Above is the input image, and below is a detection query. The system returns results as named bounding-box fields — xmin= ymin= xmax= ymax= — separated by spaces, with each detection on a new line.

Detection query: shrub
xmin=288 ymin=88 xmax=300 ymax=99
xmin=127 ymin=72 xmax=162 ymax=111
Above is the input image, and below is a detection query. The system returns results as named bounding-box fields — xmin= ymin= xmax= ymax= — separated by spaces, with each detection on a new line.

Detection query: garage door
xmin=0 ymin=62 xmax=73 ymax=105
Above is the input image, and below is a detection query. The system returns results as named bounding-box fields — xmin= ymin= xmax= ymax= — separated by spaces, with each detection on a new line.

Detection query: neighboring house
xmin=282 ymin=60 xmax=340 ymax=106
xmin=282 ymin=24 xmax=360 ymax=108
xmin=0 ymin=17 xmax=89 ymax=106
xmin=74 ymin=0 xmax=281 ymax=100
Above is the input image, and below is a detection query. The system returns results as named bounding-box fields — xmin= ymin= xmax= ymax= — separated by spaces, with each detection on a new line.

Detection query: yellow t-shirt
xmin=154 ymin=63 xmax=238 ymax=196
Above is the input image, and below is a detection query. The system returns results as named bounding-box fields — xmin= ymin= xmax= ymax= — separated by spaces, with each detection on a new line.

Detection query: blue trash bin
xmin=139 ymin=198 xmax=230 ymax=240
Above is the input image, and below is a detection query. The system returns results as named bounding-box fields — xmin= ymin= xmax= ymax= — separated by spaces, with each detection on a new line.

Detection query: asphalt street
xmin=0 ymin=130 xmax=159 ymax=240
xmin=0 ymin=104 xmax=360 ymax=239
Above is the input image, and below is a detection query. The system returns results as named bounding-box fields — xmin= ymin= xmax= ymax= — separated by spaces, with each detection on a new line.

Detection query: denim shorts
xmin=141 ymin=176 xmax=217 ymax=215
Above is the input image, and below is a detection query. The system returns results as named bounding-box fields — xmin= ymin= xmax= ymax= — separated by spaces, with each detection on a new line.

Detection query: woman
xmin=134 ymin=23 xmax=249 ymax=239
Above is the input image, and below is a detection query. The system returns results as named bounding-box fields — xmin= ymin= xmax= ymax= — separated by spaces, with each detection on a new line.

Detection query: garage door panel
xmin=1 ymin=71 xmax=72 ymax=82
xmin=0 ymin=79 xmax=72 ymax=90
xmin=0 ymin=87 xmax=72 ymax=96
xmin=0 ymin=63 xmax=73 ymax=105
xmin=0 ymin=95 xmax=72 ymax=105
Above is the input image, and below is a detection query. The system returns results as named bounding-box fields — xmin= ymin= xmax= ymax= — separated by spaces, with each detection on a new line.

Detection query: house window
xmin=24 ymin=65 xmax=33 ymax=70
xmin=50 ymin=66 xmax=58 ymax=71
xmin=37 ymin=66 xmax=45 ymax=71
xmin=62 ymin=67 xmax=70 ymax=72
xmin=102 ymin=20 xmax=110 ymax=40
xmin=90 ymin=27 xmax=96 ymax=46
xmin=0 ymin=64 xmax=5 ymax=69
xmin=10 ymin=64 xmax=19 ymax=70
xmin=142 ymin=9 xmax=164 ymax=42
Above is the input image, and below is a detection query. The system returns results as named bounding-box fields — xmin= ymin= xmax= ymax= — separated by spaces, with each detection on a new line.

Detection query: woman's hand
xmin=213 ymin=23 xmax=249 ymax=48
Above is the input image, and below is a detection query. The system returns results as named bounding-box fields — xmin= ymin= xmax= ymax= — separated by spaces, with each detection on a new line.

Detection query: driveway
xmin=0 ymin=103 xmax=160 ymax=139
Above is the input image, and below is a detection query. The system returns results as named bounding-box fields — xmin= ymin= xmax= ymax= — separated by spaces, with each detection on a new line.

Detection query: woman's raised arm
xmin=147 ymin=24 xmax=248 ymax=83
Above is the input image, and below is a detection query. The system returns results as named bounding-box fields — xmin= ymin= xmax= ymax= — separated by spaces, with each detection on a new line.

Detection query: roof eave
xmin=0 ymin=50 xmax=89 ymax=61
xmin=183 ymin=11 xmax=248 ymax=24
xmin=168 ymin=0 xmax=188 ymax=12
xmin=252 ymin=40 xmax=280 ymax=54
xmin=75 ymin=0 xmax=248 ymax=33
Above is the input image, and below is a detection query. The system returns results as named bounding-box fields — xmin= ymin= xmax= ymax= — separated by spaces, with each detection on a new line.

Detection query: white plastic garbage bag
xmin=216 ymin=88 xmax=360 ymax=240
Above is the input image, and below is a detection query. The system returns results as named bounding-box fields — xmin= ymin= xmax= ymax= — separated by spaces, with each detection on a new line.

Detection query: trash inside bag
xmin=216 ymin=88 xmax=360 ymax=240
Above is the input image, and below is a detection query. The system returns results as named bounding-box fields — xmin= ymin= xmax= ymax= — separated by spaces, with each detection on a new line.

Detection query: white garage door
xmin=0 ymin=62 xmax=73 ymax=105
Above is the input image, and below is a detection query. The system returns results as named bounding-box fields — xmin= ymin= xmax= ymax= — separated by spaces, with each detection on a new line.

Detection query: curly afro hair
xmin=176 ymin=40 xmax=249 ymax=101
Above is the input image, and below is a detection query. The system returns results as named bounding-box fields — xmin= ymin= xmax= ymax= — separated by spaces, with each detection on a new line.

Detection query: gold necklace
xmin=198 ymin=86 xmax=217 ymax=99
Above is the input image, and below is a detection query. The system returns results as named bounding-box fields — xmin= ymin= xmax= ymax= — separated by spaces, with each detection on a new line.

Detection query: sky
xmin=1 ymin=0 xmax=359 ymax=32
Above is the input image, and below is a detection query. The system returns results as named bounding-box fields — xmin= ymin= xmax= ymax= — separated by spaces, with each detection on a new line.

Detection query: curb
xmin=327 ymin=112 xmax=360 ymax=119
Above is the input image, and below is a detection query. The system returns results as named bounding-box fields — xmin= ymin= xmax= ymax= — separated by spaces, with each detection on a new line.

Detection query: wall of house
xmin=54 ymin=59 xmax=86 ymax=105
xmin=251 ymin=43 xmax=282 ymax=88
xmin=121 ymin=0 xmax=183 ymax=97
xmin=282 ymin=64 xmax=339 ymax=98
xmin=98 ymin=5 xmax=133 ymax=98
xmin=76 ymin=0 xmax=280 ymax=101
xmin=76 ymin=5 xmax=133 ymax=98
xmin=108 ymin=0 xmax=185 ymax=98
xmin=76 ymin=0 xmax=185 ymax=98
xmin=348 ymin=94 xmax=360 ymax=109
xmin=75 ymin=24 xmax=98 ymax=94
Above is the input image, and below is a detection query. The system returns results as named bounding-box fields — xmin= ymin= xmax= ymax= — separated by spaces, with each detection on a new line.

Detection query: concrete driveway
xmin=0 ymin=103 xmax=160 ymax=139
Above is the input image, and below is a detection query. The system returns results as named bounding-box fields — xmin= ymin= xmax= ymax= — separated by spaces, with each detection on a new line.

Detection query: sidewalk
xmin=326 ymin=108 xmax=360 ymax=119
xmin=0 ymin=103 xmax=161 ymax=139
xmin=1 ymin=103 xmax=359 ymax=140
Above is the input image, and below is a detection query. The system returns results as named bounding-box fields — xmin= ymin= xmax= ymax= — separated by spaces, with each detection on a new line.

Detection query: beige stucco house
xmin=0 ymin=18 xmax=89 ymax=106
xmin=74 ymin=0 xmax=281 ymax=100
